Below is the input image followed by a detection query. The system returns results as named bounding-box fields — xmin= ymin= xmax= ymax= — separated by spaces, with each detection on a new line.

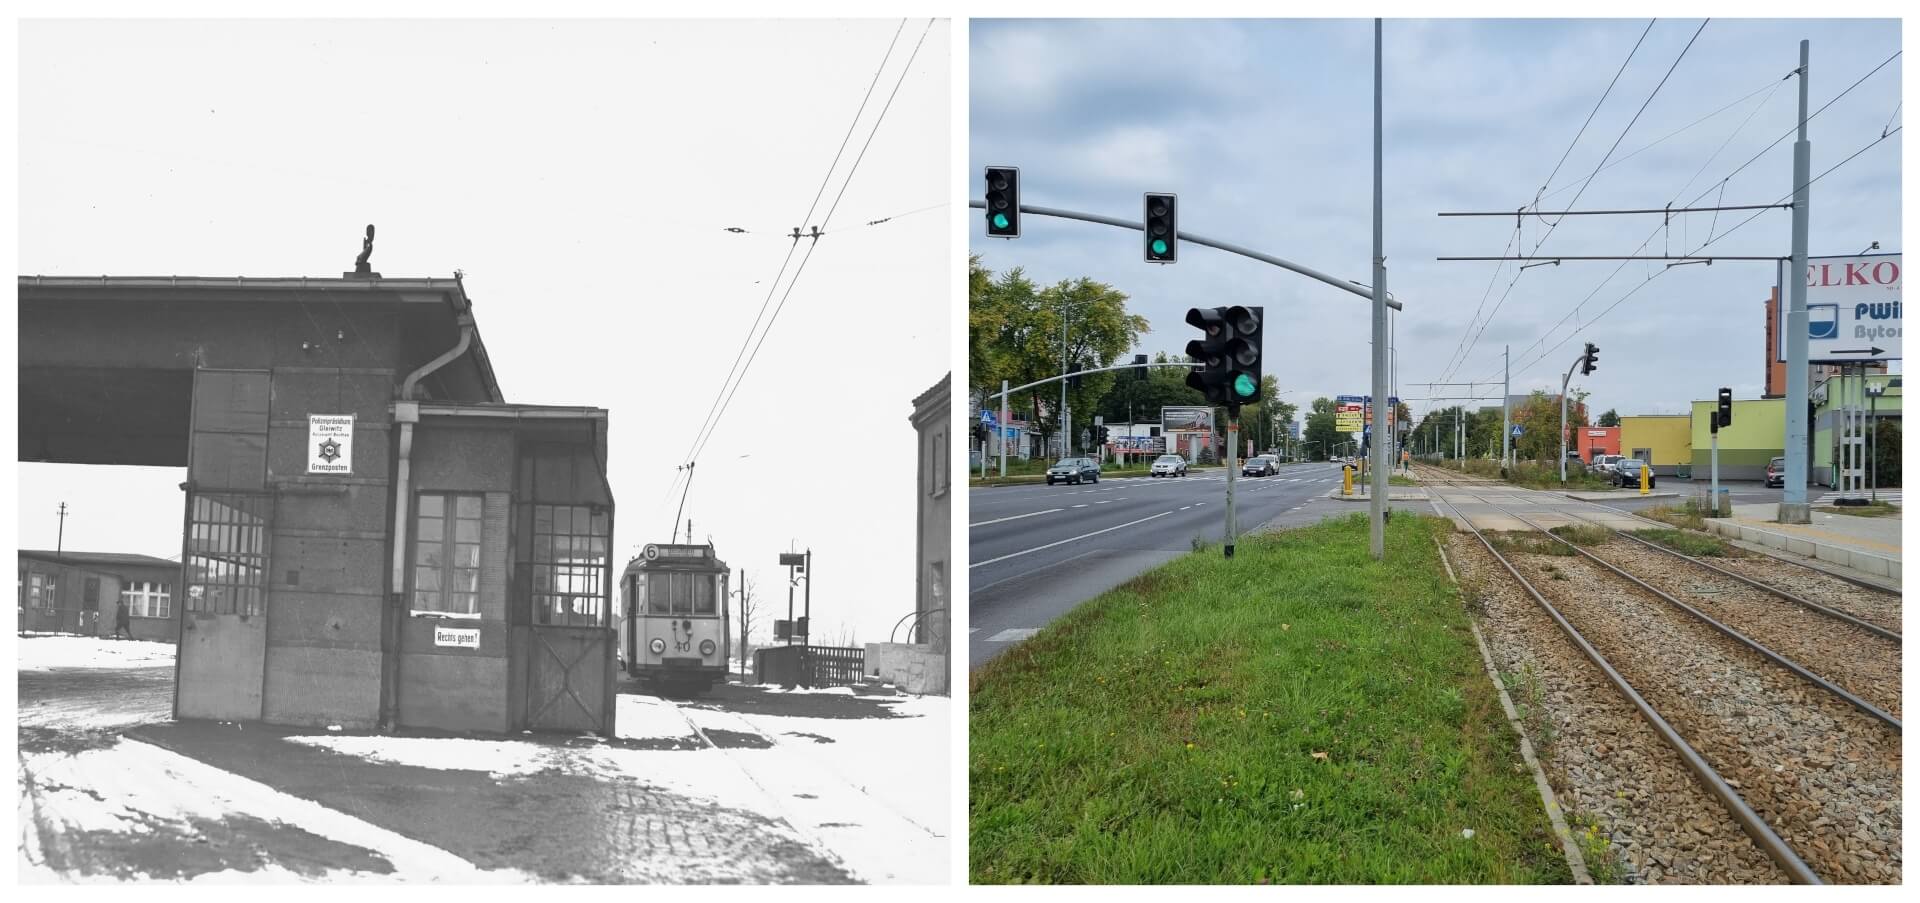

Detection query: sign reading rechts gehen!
xmin=307 ymin=414 xmax=355 ymax=474
xmin=433 ymin=626 xmax=480 ymax=649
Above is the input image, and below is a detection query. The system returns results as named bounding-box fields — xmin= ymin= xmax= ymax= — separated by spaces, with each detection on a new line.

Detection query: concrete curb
xmin=1562 ymin=491 xmax=1679 ymax=501
xmin=1433 ymin=537 xmax=1593 ymax=885
xmin=1326 ymin=489 xmax=1429 ymax=501
xmin=1702 ymin=518 xmax=1901 ymax=581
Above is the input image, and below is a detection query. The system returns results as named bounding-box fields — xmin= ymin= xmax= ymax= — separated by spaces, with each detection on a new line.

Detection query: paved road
xmin=969 ymin=461 xmax=1369 ymax=669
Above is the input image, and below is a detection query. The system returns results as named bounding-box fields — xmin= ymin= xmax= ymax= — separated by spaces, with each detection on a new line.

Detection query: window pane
xmin=534 ymin=505 xmax=553 ymax=533
xmin=453 ymin=568 xmax=479 ymax=593
xmin=553 ymin=506 xmax=574 ymax=533
xmin=456 ymin=543 xmax=481 ymax=568
xmin=451 ymin=592 xmax=478 ymax=614
xmin=534 ymin=535 xmax=553 ymax=563
xmin=648 ymin=575 xmax=670 ymax=613
xmin=591 ymin=511 xmax=608 ymax=534
xmin=415 ymin=567 xmax=441 ymax=592
xmin=418 ymin=517 xmax=444 ymax=542
xmin=695 ymin=575 xmax=716 ymax=614
xmin=420 ymin=495 xmax=444 ymax=518
xmin=418 ymin=542 xmax=444 ymax=569
xmin=456 ymin=495 xmax=481 ymax=519
xmin=454 ymin=518 xmax=480 ymax=544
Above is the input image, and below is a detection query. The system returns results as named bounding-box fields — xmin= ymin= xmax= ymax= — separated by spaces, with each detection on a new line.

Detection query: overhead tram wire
xmin=1437 ymin=19 xmax=1708 ymax=388
xmin=1497 ymin=125 xmax=1904 ymax=381
xmin=1429 ymin=20 xmax=1652 ymax=388
xmin=686 ymin=17 xmax=937 ymax=467
xmin=1533 ymin=75 xmax=1788 ymax=206
xmin=1488 ymin=53 xmax=1901 ymax=382
xmin=657 ymin=19 xmax=908 ymax=517
xmin=1461 ymin=46 xmax=1900 ymax=386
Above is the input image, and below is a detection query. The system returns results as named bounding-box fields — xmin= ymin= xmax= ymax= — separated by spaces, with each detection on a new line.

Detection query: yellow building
xmin=1688 ymin=397 xmax=1785 ymax=481
xmin=1619 ymin=415 xmax=1691 ymax=476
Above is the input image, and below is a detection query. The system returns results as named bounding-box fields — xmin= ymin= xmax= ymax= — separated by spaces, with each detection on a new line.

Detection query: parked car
xmin=1242 ymin=455 xmax=1278 ymax=477
xmin=1149 ymin=454 xmax=1188 ymax=478
xmin=1611 ymin=458 xmax=1656 ymax=488
xmin=1046 ymin=457 xmax=1101 ymax=485
xmin=1765 ymin=456 xmax=1786 ymax=488
xmin=1589 ymin=454 xmax=1623 ymax=475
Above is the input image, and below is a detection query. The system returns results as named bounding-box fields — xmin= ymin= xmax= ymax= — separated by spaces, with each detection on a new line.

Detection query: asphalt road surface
xmin=969 ymin=461 xmax=1361 ymax=669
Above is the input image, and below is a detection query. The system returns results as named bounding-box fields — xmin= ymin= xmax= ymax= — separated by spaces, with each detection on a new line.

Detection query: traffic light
xmin=985 ymin=166 xmax=1020 ymax=238
xmin=975 ymin=423 xmax=988 ymax=445
xmin=1580 ymin=342 xmax=1600 ymax=376
xmin=1134 ymin=353 xmax=1149 ymax=381
xmin=1184 ymin=305 xmax=1263 ymax=407
xmin=1144 ymin=192 xmax=1178 ymax=263
xmin=1717 ymin=387 xmax=1733 ymax=429
xmin=1067 ymin=363 xmax=1083 ymax=390
xmin=1096 ymin=426 xmax=1110 ymax=446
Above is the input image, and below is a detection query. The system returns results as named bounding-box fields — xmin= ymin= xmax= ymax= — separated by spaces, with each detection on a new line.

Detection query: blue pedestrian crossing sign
xmin=1510 ymin=424 xmax=1525 ymax=438
xmin=981 ymin=410 xmax=998 ymax=427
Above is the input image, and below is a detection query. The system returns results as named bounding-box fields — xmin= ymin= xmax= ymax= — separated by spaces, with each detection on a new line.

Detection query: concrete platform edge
xmin=1702 ymin=518 xmax=1900 ymax=581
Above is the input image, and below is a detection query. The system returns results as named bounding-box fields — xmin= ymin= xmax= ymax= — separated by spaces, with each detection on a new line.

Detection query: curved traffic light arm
xmin=987 ymin=360 xmax=1202 ymax=401
xmin=968 ymin=199 xmax=1403 ymax=311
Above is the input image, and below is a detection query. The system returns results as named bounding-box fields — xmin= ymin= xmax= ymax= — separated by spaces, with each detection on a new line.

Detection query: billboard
xmin=1162 ymin=405 xmax=1214 ymax=433
xmin=1776 ymin=253 xmax=1902 ymax=362
xmin=1335 ymin=395 xmax=1365 ymax=433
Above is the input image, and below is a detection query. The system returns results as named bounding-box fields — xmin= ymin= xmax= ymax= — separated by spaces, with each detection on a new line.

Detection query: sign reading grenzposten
xmin=307 ymin=414 xmax=355 ymax=474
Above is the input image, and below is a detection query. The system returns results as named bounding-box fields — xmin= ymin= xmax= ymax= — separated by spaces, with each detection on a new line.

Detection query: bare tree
xmin=736 ymin=570 xmax=754 ymax=679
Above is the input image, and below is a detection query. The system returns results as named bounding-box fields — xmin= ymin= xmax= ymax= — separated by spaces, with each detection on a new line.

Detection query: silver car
xmin=1150 ymin=454 xmax=1188 ymax=477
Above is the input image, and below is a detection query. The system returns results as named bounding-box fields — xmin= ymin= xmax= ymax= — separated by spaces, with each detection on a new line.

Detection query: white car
xmin=1150 ymin=454 xmax=1189 ymax=477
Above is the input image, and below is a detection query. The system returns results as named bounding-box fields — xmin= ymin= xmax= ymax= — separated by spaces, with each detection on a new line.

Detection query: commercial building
xmin=1688 ymin=397 xmax=1785 ymax=481
xmin=19 ymin=271 xmax=616 ymax=735
xmin=1618 ymin=415 xmax=1692 ymax=476
xmin=1573 ymin=426 xmax=1620 ymax=463
xmin=18 ymin=550 xmax=181 ymax=640
xmin=1812 ymin=373 xmax=1902 ymax=488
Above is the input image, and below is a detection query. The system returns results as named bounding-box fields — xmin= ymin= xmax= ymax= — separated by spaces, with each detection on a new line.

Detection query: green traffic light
xmin=991 ymin=213 xmax=1010 ymax=230
xmin=1151 ymin=239 xmax=1168 ymax=255
xmin=1233 ymin=374 xmax=1257 ymax=398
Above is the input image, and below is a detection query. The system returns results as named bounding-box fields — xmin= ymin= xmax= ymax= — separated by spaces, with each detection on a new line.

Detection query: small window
xmin=414 ymin=492 xmax=484 ymax=617
xmin=122 ymin=582 xmax=173 ymax=619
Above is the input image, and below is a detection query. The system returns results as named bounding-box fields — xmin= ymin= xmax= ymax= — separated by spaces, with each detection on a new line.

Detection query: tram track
xmin=1424 ymin=472 xmax=1902 ymax=884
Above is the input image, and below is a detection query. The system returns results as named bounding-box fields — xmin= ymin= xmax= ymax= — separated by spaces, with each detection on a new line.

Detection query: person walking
xmin=113 ymin=599 xmax=132 ymax=640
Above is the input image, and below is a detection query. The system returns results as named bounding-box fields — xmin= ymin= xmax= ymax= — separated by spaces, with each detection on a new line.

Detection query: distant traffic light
xmin=1068 ymin=363 xmax=1083 ymax=390
xmin=1096 ymin=426 xmax=1110 ymax=446
xmin=1580 ymin=342 xmax=1600 ymax=376
xmin=1134 ymin=353 xmax=1149 ymax=381
xmin=1144 ymin=193 xmax=1178 ymax=263
xmin=1717 ymin=387 xmax=1733 ymax=429
xmin=985 ymin=166 xmax=1020 ymax=238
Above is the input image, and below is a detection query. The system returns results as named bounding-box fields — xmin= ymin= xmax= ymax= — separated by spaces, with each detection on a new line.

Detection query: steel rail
xmin=1606 ymin=529 xmax=1900 ymax=643
xmin=1429 ymin=489 xmax=1822 ymax=884
xmin=1445 ymin=485 xmax=1901 ymax=732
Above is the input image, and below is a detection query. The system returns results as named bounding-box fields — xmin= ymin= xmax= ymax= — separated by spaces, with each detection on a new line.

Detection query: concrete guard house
xmin=18 ymin=550 xmax=181 ymax=640
xmin=18 ymin=271 xmax=617 ymax=735
xmin=867 ymin=373 xmax=950 ymax=695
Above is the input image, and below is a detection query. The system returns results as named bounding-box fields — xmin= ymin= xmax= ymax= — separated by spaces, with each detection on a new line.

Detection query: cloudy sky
xmin=970 ymin=18 xmax=1902 ymax=426
xmin=16 ymin=18 xmax=950 ymax=644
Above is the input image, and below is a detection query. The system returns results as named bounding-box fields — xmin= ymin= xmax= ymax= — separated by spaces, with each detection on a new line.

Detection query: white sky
xmin=15 ymin=18 xmax=951 ymax=645
xmin=970 ymin=18 xmax=1901 ymax=425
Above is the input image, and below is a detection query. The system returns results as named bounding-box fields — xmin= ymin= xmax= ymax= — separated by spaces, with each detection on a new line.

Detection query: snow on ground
xmin=284 ymin=736 xmax=567 ymax=779
xmin=16 ymin=636 xmax=175 ymax=672
xmin=613 ymin=693 xmax=702 ymax=743
xmin=737 ymin=694 xmax=949 ymax=842
xmin=20 ymin=737 xmax=531 ymax=883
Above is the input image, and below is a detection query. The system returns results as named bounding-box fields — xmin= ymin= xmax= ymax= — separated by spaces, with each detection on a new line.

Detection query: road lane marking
xmin=970 ymin=507 xmax=1064 ymax=528
xmin=969 ymin=510 xmax=1176 ymax=568
xmin=1071 ymin=504 xmax=1089 ymax=508
xmin=986 ymin=628 xmax=1040 ymax=643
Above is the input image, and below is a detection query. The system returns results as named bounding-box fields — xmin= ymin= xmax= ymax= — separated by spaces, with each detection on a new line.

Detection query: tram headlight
xmin=649 ymin=638 xmax=666 ymax=655
xmin=700 ymin=639 xmax=716 ymax=656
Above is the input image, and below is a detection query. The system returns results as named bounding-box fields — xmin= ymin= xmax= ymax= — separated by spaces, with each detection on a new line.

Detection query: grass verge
xmin=1636 ymin=500 xmax=1708 ymax=530
xmin=969 ymin=513 xmax=1571 ymax=884
xmin=1546 ymin=525 xmax=1612 ymax=547
xmin=1629 ymin=527 xmax=1736 ymax=557
xmin=1814 ymin=501 xmax=1901 ymax=518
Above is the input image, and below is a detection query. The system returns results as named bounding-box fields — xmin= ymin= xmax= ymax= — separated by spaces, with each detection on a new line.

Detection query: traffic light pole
xmin=1559 ymin=353 xmax=1583 ymax=482
xmin=1780 ymin=40 xmax=1813 ymax=525
xmin=967 ymin=200 xmax=1404 ymax=312
xmin=1224 ymin=405 xmax=1240 ymax=559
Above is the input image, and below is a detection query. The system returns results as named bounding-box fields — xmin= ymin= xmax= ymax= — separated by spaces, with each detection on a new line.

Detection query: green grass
xmin=1637 ymin=500 xmax=1708 ymax=530
xmin=1389 ymin=474 xmax=1418 ymax=487
xmin=1487 ymin=531 xmax=1575 ymax=558
xmin=1546 ymin=525 xmax=1613 ymax=547
xmin=970 ymin=514 xmax=1572 ymax=884
xmin=1814 ymin=502 xmax=1901 ymax=518
xmin=1436 ymin=458 xmax=1613 ymax=491
xmin=1629 ymin=528 xmax=1736 ymax=557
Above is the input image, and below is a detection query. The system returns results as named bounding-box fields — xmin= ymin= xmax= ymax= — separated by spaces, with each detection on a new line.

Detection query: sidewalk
xmin=1706 ymin=503 xmax=1901 ymax=584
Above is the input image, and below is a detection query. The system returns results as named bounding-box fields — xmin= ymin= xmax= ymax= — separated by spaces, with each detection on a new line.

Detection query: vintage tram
xmin=620 ymin=542 xmax=731 ymax=695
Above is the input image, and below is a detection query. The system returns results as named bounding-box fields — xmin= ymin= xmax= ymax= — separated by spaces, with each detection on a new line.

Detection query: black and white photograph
xmin=15 ymin=16 xmax=951 ymax=884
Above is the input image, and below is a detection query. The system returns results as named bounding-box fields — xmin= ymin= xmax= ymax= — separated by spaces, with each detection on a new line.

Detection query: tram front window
xmin=694 ymin=574 xmax=716 ymax=614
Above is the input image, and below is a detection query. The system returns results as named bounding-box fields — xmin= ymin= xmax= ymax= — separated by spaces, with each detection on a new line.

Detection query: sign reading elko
xmin=1778 ymin=253 xmax=1902 ymax=362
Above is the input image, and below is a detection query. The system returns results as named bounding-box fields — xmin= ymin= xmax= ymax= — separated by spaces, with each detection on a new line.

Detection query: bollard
xmin=1640 ymin=464 xmax=1649 ymax=496
xmin=1343 ymin=465 xmax=1354 ymax=496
